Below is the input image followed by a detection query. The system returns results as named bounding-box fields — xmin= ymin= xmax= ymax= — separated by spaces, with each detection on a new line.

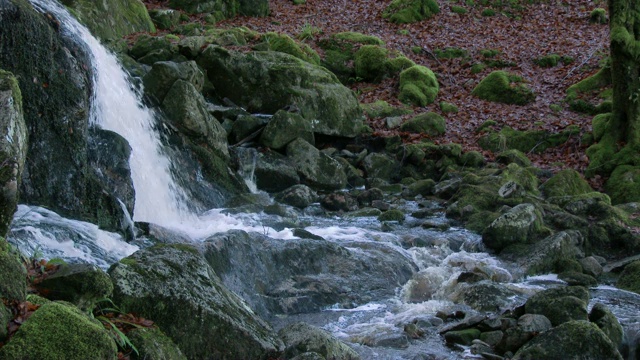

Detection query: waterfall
xmin=29 ymin=0 xmax=194 ymax=226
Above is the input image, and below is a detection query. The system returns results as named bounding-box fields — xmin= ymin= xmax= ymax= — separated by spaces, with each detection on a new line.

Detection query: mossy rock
xmin=479 ymin=126 xmax=579 ymax=153
xmin=589 ymin=303 xmax=624 ymax=347
xmin=533 ymin=54 xmax=572 ymax=68
xmin=605 ymin=165 xmax=640 ymax=204
xmin=482 ymin=203 xmax=546 ymax=251
xmin=439 ymin=101 xmax=458 ymax=113
xmin=378 ymin=209 xmax=405 ymax=222
xmin=385 ymin=55 xmax=416 ymax=75
xmin=129 ymin=34 xmax=178 ymax=60
xmin=382 ymin=0 xmax=440 ymax=24
xmin=565 ymin=66 xmax=611 ymax=114
xmin=318 ymin=32 xmax=384 ymax=83
xmin=471 ymin=70 xmax=535 ymax=105
xmin=361 ymin=100 xmax=413 ymax=118
xmin=590 ymin=8 xmax=608 ymax=24
xmin=127 ymin=327 xmax=188 ymax=360
xmin=512 ymin=321 xmax=622 ymax=360
xmin=148 ymin=9 xmax=182 ymax=30
xmin=460 ymin=151 xmax=485 ymax=168
xmin=354 ymin=45 xmax=389 ymax=82
xmin=62 ymin=0 xmax=155 ymax=41
xmin=496 ymin=149 xmax=532 ymax=167
xmin=262 ymin=32 xmax=320 ymax=65
xmin=444 ymin=329 xmax=481 ymax=346
xmin=0 ymin=250 xmax=26 ymax=302
xmin=400 ymin=112 xmax=445 ymax=136
xmin=524 ymin=286 xmax=589 ymax=326
xmin=540 ymin=169 xmax=593 ymax=198
xmin=434 ymin=47 xmax=468 ymax=59
xmin=260 ymin=111 xmax=314 ymax=150
xmin=0 ymin=301 xmax=117 ymax=360
xmin=617 ymin=260 xmax=640 ymax=294
xmin=398 ymin=65 xmax=439 ymax=106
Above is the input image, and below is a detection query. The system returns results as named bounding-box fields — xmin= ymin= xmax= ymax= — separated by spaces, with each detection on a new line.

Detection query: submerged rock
xmin=204 ymin=230 xmax=416 ymax=316
xmin=109 ymin=244 xmax=283 ymax=359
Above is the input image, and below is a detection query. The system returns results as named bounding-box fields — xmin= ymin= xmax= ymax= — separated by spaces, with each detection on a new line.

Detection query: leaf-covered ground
xmin=145 ymin=0 xmax=609 ymax=180
xmin=218 ymin=0 xmax=609 ymax=172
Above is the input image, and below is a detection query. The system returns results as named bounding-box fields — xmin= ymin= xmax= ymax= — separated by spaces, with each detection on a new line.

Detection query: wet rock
xmin=504 ymin=230 xmax=585 ymax=275
xmin=356 ymin=188 xmax=384 ymax=207
xmin=143 ymin=61 xmax=204 ymax=105
xmin=361 ymin=153 xmax=401 ymax=182
xmin=456 ymin=281 xmax=520 ymax=312
xmin=616 ymin=260 xmax=640 ymax=294
xmin=444 ymin=329 xmax=481 ymax=346
xmin=279 ymin=322 xmax=360 ymax=360
xmin=126 ymin=327 xmax=187 ymax=360
xmin=204 ymin=230 xmax=416 ymax=316
xmin=579 ymin=256 xmax=603 ymax=277
xmin=378 ymin=209 xmax=405 ymax=223
xmin=229 ymin=114 xmax=268 ymax=144
xmin=497 ymin=314 xmax=552 ymax=354
xmin=254 ymin=151 xmax=301 ymax=193
xmin=480 ymin=330 xmax=504 ymax=347
xmin=512 ymin=320 xmax=623 ymax=360
xmin=321 ymin=192 xmax=358 ymax=212
xmin=109 ymin=244 xmax=283 ymax=359
xmin=558 ymin=271 xmax=598 ymax=286
xmin=275 ymin=184 xmax=318 ymax=209
xmin=589 ymin=303 xmax=624 ymax=347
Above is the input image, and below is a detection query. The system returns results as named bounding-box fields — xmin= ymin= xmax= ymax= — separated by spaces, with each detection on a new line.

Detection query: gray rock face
xmin=197 ymin=46 xmax=364 ymax=137
xmin=279 ymin=322 xmax=360 ymax=360
xmin=275 ymin=184 xmax=317 ymax=208
xmin=0 ymin=70 xmax=27 ymax=237
xmin=513 ymin=321 xmax=623 ymax=360
xmin=203 ymin=230 xmax=417 ymax=317
xmin=482 ymin=203 xmax=544 ymax=251
xmin=109 ymin=244 xmax=283 ymax=360
xmin=254 ymin=152 xmax=301 ymax=193
xmin=286 ymin=138 xmax=347 ymax=190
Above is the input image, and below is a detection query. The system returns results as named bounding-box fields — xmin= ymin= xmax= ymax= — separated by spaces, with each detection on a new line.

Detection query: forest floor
xmin=149 ymin=0 xmax=611 ymax=182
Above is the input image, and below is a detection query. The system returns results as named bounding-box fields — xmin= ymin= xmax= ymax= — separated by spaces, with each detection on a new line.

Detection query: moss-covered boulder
xmin=148 ymin=8 xmax=182 ymax=30
xmin=317 ymin=32 xmax=385 ymax=83
xmin=589 ymin=303 xmax=624 ymax=347
xmin=524 ymin=286 xmax=589 ymax=326
xmin=472 ymin=71 xmax=535 ymax=105
xmin=512 ymin=321 xmax=622 ymax=360
xmin=400 ymin=112 xmax=445 ymax=136
xmin=361 ymin=100 xmax=413 ymax=119
xmin=382 ymin=0 xmax=440 ymax=24
xmin=197 ymin=46 xmax=364 ymax=137
xmin=254 ymin=151 xmax=301 ymax=193
xmin=142 ymin=61 xmax=205 ymax=105
xmin=279 ymin=322 xmax=360 ymax=360
xmin=482 ymin=203 xmax=547 ymax=251
xmin=0 ymin=301 xmax=117 ymax=360
xmin=361 ymin=152 xmax=401 ymax=182
xmin=565 ymin=66 xmax=611 ymax=115
xmin=354 ymin=45 xmax=389 ymax=82
xmin=617 ymin=260 xmax=640 ymax=294
xmin=261 ymin=32 xmax=320 ymax=65
xmin=128 ymin=34 xmax=180 ymax=64
xmin=162 ymin=79 xmax=230 ymax=159
xmin=127 ymin=327 xmax=187 ymax=360
xmin=504 ymin=230 xmax=585 ymax=275
xmin=109 ymin=244 xmax=284 ymax=359
xmin=378 ymin=209 xmax=405 ymax=222
xmin=33 ymin=263 xmax=112 ymax=312
xmin=260 ymin=110 xmax=315 ymax=150
xmin=605 ymin=165 xmax=640 ymax=204
xmin=0 ymin=249 xmax=26 ymax=302
xmin=62 ymin=0 xmax=155 ymax=41
xmin=479 ymin=125 xmax=579 ymax=154
xmin=496 ymin=149 xmax=532 ymax=167
xmin=0 ymin=70 xmax=28 ymax=237
xmin=540 ymin=169 xmax=593 ymax=198
xmin=286 ymin=138 xmax=347 ymax=190
xmin=398 ymin=65 xmax=439 ymax=106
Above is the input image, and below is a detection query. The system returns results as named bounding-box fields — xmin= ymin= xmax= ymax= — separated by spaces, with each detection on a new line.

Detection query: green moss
xmin=385 ymin=56 xmax=416 ymax=75
xmin=565 ymin=66 xmax=611 ymax=113
xmin=605 ymin=165 xmax=640 ymax=204
xmin=0 ymin=301 xmax=117 ymax=359
xmin=440 ymin=101 xmax=459 ymax=113
xmin=451 ymin=5 xmax=468 ymax=14
xmin=127 ymin=327 xmax=187 ymax=360
xmin=617 ymin=261 xmax=640 ymax=294
xmin=590 ymin=8 xmax=607 ymax=24
xmin=330 ymin=32 xmax=385 ymax=46
xmin=471 ymin=63 xmax=487 ymax=74
xmin=0 ymin=250 xmax=26 ymax=302
xmin=0 ymin=69 xmax=22 ymax=110
xmin=382 ymin=0 xmax=440 ymax=24
xmin=318 ymin=32 xmax=384 ymax=83
xmin=378 ymin=209 xmax=405 ymax=222
xmin=400 ymin=112 xmax=445 ymax=135
xmin=262 ymin=32 xmax=320 ymax=65
xmin=361 ymin=100 xmax=413 ymax=118
xmin=479 ymin=126 xmax=579 ymax=153
xmin=434 ymin=47 xmax=468 ymax=59
xmin=398 ymin=65 xmax=439 ymax=106
xmin=540 ymin=169 xmax=593 ymax=198
xmin=480 ymin=49 xmax=500 ymax=58
xmin=354 ymin=45 xmax=389 ymax=82
xmin=533 ymin=54 xmax=561 ymax=67
xmin=481 ymin=8 xmax=495 ymax=16
xmin=472 ymin=70 xmax=535 ymax=105
xmin=496 ymin=149 xmax=531 ymax=167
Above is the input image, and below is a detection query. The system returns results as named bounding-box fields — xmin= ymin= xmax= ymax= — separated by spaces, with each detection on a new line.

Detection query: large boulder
xmin=0 ymin=301 xmax=117 ymax=360
xmin=253 ymin=151 xmax=301 ymax=193
xmin=512 ymin=321 xmax=622 ymax=360
xmin=260 ymin=110 xmax=314 ymax=150
xmin=61 ymin=0 xmax=155 ymax=41
xmin=197 ymin=46 xmax=364 ymax=137
xmin=0 ymin=70 xmax=28 ymax=237
xmin=142 ymin=61 xmax=205 ymax=105
xmin=482 ymin=203 xmax=547 ymax=251
xmin=286 ymin=138 xmax=347 ymax=190
xmin=589 ymin=303 xmax=624 ymax=347
xmin=472 ymin=71 xmax=535 ymax=105
xmin=203 ymin=230 xmax=417 ymax=316
xmin=524 ymin=286 xmax=589 ymax=326
xmin=540 ymin=169 xmax=593 ymax=198
xmin=109 ymin=244 xmax=284 ymax=359
xmin=126 ymin=327 xmax=187 ymax=360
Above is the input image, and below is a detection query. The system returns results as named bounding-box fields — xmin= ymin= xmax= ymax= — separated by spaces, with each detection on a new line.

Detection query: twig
xmin=562 ymin=41 xmax=604 ymax=82
xmin=412 ymin=39 xmax=456 ymax=86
